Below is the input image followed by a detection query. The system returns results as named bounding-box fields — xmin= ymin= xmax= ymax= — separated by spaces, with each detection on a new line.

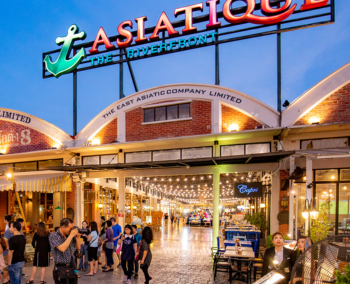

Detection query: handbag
xmin=75 ymin=249 xmax=83 ymax=259
xmin=55 ymin=244 xmax=76 ymax=281
xmin=135 ymin=241 xmax=142 ymax=261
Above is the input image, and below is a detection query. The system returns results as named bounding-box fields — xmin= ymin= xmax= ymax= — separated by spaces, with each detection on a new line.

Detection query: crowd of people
xmin=0 ymin=215 xmax=154 ymax=284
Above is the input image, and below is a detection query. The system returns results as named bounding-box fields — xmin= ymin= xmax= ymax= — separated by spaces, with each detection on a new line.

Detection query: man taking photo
xmin=49 ymin=218 xmax=81 ymax=284
xmin=7 ymin=221 xmax=26 ymax=284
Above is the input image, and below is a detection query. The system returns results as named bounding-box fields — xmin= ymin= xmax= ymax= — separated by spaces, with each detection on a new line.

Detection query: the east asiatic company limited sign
xmin=43 ymin=0 xmax=331 ymax=78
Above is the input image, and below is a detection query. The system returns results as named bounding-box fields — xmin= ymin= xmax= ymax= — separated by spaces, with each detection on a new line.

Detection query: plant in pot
xmin=335 ymin=264 xmax=350 ymax=284
xmin=310 ymin=199 xmax=333 ymax=243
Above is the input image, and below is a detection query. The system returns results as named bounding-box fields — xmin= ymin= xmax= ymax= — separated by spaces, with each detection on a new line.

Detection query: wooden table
xmin=226 ymin=246 xmax=253 ymax=252
xmin=224 ymin=250 xmax=255 ymax=258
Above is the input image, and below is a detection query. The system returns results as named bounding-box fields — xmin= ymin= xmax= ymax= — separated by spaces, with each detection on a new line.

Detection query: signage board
xmin=234 ymin=182 xmax=263 ymax=198
xmin=42 ymin=0 xmax=334 ymax=78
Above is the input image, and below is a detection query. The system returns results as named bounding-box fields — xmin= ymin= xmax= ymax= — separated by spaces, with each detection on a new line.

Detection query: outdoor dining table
xmin=226 ymin=246 xmax=253 ymax=252
xmin=224 ymin=249 xmax=255 ymax=282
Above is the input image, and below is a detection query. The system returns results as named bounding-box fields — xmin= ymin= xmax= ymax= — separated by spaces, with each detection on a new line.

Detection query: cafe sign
xmin=234 ymin=182 xmax=263 ymax=198
xmin=43 ymin=0 xmax=333 ymax=78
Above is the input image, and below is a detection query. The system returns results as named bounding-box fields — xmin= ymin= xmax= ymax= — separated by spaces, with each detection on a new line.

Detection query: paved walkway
xmin=21 ymin=222 xmax=234 ymax=284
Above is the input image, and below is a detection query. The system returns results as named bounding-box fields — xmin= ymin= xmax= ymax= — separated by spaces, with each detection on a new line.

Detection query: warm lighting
xmin=99 ymin=203 xmax=103 ymax=208
xmin=250 ymin=205 xmax=255 ymax=209
xmin=91 ymin=138 xmax=101 ymax=146
xmin=52 ymin=143 xmax=61 ymax=149
xmin=309 ymin=117 xmax=320 ymax=124
xmin=228 ymin=124 xmax=239 ymax=132
xmin=260 ymin=203 xmax=266 ymax=208
xmin=0 ymin=148 xmax=6 ymax=154
xmin=331 ymin=176 xmax=335 ymax=180
xmin=288 ymin=234 xmax=292 ymax=238
xmin=310 ymin=199 xmax=319 ymax=219
xmin=303 ymin=176 xmax=306 ymax=181
xmin=6 ymin=173 xmax=12 ymax=178
xmin=273 ymin=260 xmax=279 ymax=265
xmin=302 ymin=207 xmax=309 ymax=219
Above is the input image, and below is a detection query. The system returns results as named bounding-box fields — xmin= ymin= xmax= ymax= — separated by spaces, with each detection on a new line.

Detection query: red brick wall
xmin=279 ymin=170 xmax=290 ymax=235
xmin=125 ymin=100 xmax=212 ymax=142
xmin=294 ymin=83 xmax=350 ymax=125
xmin=221 ymin=105 xmax=263 ymax=132
xmin=0 ymin=120 xmax=56 ymax=154
xmin=92 ymin=118 xmax=118 ymax=145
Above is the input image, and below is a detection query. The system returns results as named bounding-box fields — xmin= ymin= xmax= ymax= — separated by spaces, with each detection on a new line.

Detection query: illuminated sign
xmin=43 ymin=0 xmax=333 ymax=78
xmin=234 ymin=182 xmax=263 ymax=198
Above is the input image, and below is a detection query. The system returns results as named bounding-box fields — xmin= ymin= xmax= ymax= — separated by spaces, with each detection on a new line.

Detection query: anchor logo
xmin=44 ymin=25 xmax=87 ymax=78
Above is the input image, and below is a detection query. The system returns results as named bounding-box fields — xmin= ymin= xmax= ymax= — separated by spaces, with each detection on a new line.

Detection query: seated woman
xmin=262 ymin=232 xmax=296 ymax=283
xmin=291 ymin=236 xmax=312 ymax=284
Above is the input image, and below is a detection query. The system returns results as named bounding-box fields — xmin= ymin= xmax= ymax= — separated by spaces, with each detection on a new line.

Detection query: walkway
xmin=22 ymin=222 xmax=232 ymax=284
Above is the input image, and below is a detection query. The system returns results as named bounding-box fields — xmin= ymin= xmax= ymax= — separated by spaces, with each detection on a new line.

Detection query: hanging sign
xmin=234 ymin=182 xmax=263 ymax=198
xmin=43 ymin=0 xmax=333 ymax=78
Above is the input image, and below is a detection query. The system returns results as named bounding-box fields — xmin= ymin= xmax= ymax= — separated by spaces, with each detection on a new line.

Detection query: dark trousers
xmin=105 ymin=248 xmax=114 ymax=267
xmin=134 ymin=259 xmax=139 ymax=274
xmin=141 ymin=264 xmax=150 ymax=284
xmin=53 ymin=269 xmax=78 ymax=284
xmin=122 ymin=259 xmax=133 ymax=280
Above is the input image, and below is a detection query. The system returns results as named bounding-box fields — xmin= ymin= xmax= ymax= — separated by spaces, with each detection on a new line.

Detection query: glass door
xmin=339 ymin=183 xmax=350 ymax=233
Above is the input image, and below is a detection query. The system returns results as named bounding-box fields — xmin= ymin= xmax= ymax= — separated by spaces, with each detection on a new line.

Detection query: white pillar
xmin=212 ymin=100 xmax=222 ymax=134
xmin=212 ymin=170 xmax=220 ymax=248
xmin=271 ymin=172 xmax=280 ymax=234
xmin=118 ymin=112 xmax=126 ymax=143
xmin=289 ymin=156 xmax=295 ymax=237
xmin=75 ymin=182 xmax=84 ymax=226
xmin=305 ymin=157 xmax=313 ymax=235
xmin=118 ymin=176 xmax=125 ymax=230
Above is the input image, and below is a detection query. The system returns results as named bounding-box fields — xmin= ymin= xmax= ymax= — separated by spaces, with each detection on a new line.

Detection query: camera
xmin=73 ymin=226 xmax=89 ymax=234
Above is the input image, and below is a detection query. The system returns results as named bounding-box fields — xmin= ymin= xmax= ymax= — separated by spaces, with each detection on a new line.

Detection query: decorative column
xmin=270 ymin=172 xmax=280 ymax=234
xmin=305 ymin=157 xmax=313 ymax=236
xmin=212 ymin=170 xmax=220 ymax=248
xmin=75 ymin=182 xmax=84 ymax=226
xmin=289 ymin=156 xmax=295 ymax=238
xmin=118 ymin=176 xmax=125 ymax=229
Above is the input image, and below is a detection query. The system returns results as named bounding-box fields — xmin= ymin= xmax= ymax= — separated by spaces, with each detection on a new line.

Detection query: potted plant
xmin=335 ymin=264 xmax=350 ymax=284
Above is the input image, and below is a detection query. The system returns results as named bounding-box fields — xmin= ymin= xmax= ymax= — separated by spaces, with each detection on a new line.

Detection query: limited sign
xmin=234 ymin=182 xmax=263 ymax=198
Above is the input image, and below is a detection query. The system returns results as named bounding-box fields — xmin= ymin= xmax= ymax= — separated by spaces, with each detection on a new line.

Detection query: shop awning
xmin=0 ymin=171 xmax=72 ymax=192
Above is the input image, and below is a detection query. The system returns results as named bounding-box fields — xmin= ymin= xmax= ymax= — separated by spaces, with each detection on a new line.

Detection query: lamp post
xmin=302 ymin=198 xmax=319 ymax=237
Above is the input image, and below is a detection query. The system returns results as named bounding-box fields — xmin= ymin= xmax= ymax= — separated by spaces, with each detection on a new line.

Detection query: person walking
xmin=139 ymin=226 xmax=153 ymax=284
xmin=131 ymin=225 xmax=142 ymax=279
xmin=26 ymin=222 xmax=51 ymax=284
xmin=7 ymin=221 xmax=26 ymax=284
xmin=98 ymin=217 xmax=106 ymax=265
xmin=102 ymin=221 xmax=114 ymax=272
xmin=119 ymin=224 xmax=138 ymax=284
xmin=49 ymin=218 xmax=81 ymax=284
xmin=78 ymin=221 xmax=90 ymax=271
xmin=85 ymin=222 xmax=99 ymax=276
xmin=4 ymin=215 xmax=11 ymax=232
xmin=111 ymin=217 xmax=122 ymax=267
xmin=2 ymin=221 xmax=14 ymax=284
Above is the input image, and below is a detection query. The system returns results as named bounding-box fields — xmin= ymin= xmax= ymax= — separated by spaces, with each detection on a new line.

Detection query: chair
xmin=214 ymin=252 xmax=231 ymax=280
xmin=217 ymin=237 xmax=226 ymax=254
xmin=252 ymin=255 xmax=264 ymax=281
xmin=230 ymin=258 xmax=253 ymax=284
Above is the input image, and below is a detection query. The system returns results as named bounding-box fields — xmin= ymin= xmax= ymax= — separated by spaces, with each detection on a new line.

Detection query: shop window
xmin=83 ymin=156 xmax=100 ymax=165
xmin=14 ymin=162 xmax=37 ymax=172
xmin=182 ymin=147 xmax=212 ymax=159
xmin=153 ymin=149 xmax=181 ymax=161
xmin=143 ymin=103 xmax=191 ymax=123
xmin=38 ymin=159 xmax=63 ymax=170
xmin=340 ymin=169 xmax=350 ymax=181
xmin=101 ymin=155 xmax=118 ymax=165
xmin=125 ymin=151 xmax=152 ymax=163
xmin=301 ymin=138 xmax=348 ymax=150
xmin=0 ymin=164 xmax=14 ymax=172
xmin=245 ymin=143 xmax=270 ymax=155
xmin=221 ymin=145 xmax=245 ymax=156
xmin=315 ymin=183 xmax=336 ymax=232
xmin=339 ymin=183 xmax=350 ymax=232
xmin=315 ymin=169 xmax=338 ymax=181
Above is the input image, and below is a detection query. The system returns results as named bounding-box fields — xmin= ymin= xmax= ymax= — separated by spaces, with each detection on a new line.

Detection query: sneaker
xmin=127 ymin=280 xmax=131 ymax=284
xmin=123 ymin=275 xmax=127 ymax=281
xmin=134 ymin=274 xmax=138 ymax=279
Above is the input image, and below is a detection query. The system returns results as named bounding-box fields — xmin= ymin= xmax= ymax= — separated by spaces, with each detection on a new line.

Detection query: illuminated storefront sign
xmin=43 ymin=0 xmax=332 ymax=78
xmin=234 ymin=182 xmax=263 ymax=198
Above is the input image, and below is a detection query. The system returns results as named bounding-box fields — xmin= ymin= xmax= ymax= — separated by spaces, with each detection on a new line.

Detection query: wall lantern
xmin=280 ymin=195 xmax=289 ymax=210
xmin=309 ymin=117 xmax=320 ymax=125
xmin=228 ymin=124 xmax=239 ymax=132
xmin=260 ymin=203 xmax=266 ymax=208
xmin=91 ymin=138 xmax=101 ymax=146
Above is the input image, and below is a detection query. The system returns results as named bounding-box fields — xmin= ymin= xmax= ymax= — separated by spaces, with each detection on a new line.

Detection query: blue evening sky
xmin=0 ymin=0 xmax=349 ymax=135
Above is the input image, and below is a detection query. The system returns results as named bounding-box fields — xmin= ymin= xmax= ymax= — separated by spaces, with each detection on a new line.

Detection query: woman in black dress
xmin=26 ymin=222 xmax=50 ymax=284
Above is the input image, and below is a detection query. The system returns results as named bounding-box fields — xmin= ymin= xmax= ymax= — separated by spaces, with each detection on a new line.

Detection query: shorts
xmin=88 ymin=247 xmax=98 ymax=262
xmin=3 ymin=255 xmax=8 ymax=272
